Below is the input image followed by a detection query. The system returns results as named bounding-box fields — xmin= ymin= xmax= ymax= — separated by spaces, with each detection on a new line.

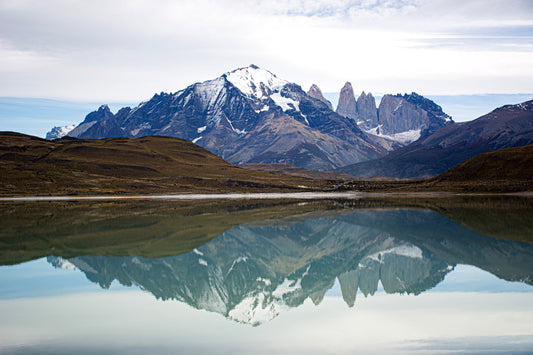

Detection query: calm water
xmin=1 ymin=197 xmax=533 ymax=354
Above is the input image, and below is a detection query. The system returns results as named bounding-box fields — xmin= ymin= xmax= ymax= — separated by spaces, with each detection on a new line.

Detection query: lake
xmin=1 ymin=196 xmax=532 ymax=354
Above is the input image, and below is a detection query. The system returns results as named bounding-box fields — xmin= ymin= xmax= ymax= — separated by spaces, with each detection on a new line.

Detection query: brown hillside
xmin=0 ymin=132 xmax=336 ymax=195
xmin=425 ymin=144 xmax=533 ymax=191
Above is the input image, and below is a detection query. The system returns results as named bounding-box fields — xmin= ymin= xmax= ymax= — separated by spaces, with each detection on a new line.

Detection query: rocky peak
xmin=356 ymin=91 xmax=378 ymax=130
xmin=403 ymin=92 xmax=452 ymax=123
xmin=377 ymin=93 xmax=452 ymax=138
xmin=336 ymin=82 xmax=357 ymax=120
xmin=307 ymin=84 xmax=333 ymax=110
xmin=224 ymin=65 xmax=288 ymax=100
xmin=83 ymin=104 xmax=114 ymax=123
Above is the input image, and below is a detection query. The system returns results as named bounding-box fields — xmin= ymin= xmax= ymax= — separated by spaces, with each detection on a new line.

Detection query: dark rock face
xmin=336 ymin=82 xmax=357 ymax=120
xmin=377 ymin=93 xmax=452 ymax=137
xmin=68 ymin=105 xmax=116 ymax=138
xmin=338 ymin=99 xmax=533 ymax=178
xmin=307 ymin=84 xmax=333 ymax=110
xmin=67 ymin=66 xmax=394 ymax=171
xmin=355 ymin=91 xmax=378 ymax=130
xmin=84 ymin=104 xmax=114 ymax=123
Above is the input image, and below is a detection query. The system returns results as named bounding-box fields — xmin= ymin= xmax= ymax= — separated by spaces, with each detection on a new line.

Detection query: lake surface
xmin=1 ymin=197 xmax=533 ymax=354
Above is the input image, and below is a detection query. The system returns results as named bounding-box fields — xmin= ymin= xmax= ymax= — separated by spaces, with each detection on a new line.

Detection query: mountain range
xmin=63 ymin=65 xmax=403 ymax=171
xmin=339 ymin=100 xmax=533 ymax=178
xmin=55 ymin=65 xmax=458 ymax=172
xmin=43 ymin=65 xmax=533 ymax=179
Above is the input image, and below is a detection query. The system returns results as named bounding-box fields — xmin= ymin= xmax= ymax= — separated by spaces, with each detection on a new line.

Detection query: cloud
xmin=0 ymin=0 xmax=532 ymax=101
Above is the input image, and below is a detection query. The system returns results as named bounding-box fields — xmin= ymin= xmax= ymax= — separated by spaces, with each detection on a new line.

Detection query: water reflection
xmin=43 ymin=207 xmax=533 ymax=325
xmin=2 ymin=197 xmax=533 ymax=354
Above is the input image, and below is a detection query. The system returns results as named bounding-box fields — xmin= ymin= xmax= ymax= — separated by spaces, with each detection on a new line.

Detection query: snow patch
xmin=46 ymin=124 xmax=76 ymax=140
xmin=225 ymin=66 xmax=288 ymax=100
xmin=272 ymin=265 xmax=310 ymax=298
xmin=364 ymin=127 xmax=421 ymax=144
xmin=197 ymin=126 xmax=207 ymax=133
xmin=50 ymin=257 xmax=77 ymax=271
xmin=255 ymin=105 xmax=269 ymax=113
xmin=228 ymin=292 xmax=288 ymax=326
xmin=193 ymin=248 xmax=204 ymax=256
xmin=192 ymin=136 xmax=202 ymax=144
xmin=365 ymin=245 xmax=423 ymax=263
xmin=256 ymin=277 xmax=272 ymax=286
xmin=226 ymin=256 xmax=249 ymax=275
xmin=198 ymin=259 xmax=208 ymax=266
xmin=271 ymin=92 xmax=301 ymax=113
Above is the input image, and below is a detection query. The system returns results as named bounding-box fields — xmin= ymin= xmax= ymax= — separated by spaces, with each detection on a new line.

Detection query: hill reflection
xmin=47 ymin=207 xmax=533 ymax=325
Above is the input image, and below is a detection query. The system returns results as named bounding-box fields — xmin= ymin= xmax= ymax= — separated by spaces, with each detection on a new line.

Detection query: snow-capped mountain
xmin=67 ymin=65 xmax=399 ymax=170
xmin=45 ymin=124 xmax=76 ymax=140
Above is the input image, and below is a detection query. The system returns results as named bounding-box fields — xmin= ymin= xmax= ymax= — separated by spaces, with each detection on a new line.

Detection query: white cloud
xmin=0 ymin=0 xmax=531 ymax=101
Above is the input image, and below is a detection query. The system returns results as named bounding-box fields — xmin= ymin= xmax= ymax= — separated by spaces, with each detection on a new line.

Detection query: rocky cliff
xmin=335 ymin=83 xmax=451 ymax=143
xmin=307 ymin=84 xmax=333 ymax=110
xmin=376 ymin=93 xmax=452 ymax=139
xmin=355 ymin=91 xmax=378 ymax=130
xmin=336 ymin=82 xmax=357 ymax=120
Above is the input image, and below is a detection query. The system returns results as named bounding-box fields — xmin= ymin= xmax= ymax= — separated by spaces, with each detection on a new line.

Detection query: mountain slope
xmin=0 ymin=132 xmax=334 ymax=195
xmin=338 ymin=99 xmax=533 ymax=178
xmin=425 ymin=144 xmax=533 ymax=191
xmin=68 ymin=65 xmax=396 ymax=170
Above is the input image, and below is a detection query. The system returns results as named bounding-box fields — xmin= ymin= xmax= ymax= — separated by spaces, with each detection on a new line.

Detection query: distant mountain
xmin=0 ymin=132 xmax=333 ymax=195
xmin=67 ymin=104 xmax=114 ymax=138
xmin=334 ymin=83 xmax=452 ymax=144
xmin=338 ymin=99 xmax=533 ymax=178
xmin=67 ymin=65 xmax=397 ymax=171
xmin=45 ymin=124 xmax=76 ymax=140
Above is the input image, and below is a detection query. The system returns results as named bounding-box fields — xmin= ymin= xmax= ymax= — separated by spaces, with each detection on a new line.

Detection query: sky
xmin=1 ymin=0 xmax=533 ymax=104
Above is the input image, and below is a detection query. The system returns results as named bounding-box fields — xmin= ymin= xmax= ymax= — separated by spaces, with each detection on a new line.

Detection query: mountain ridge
xmin=63 ymin=66 xmax=399 ymax=170
xmin=338 ymin=99 xmax=533 ymax=178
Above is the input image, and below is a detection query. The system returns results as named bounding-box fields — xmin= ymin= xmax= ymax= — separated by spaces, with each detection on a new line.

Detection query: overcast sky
xmin=1 ymin=0 xmax=532 ymax=102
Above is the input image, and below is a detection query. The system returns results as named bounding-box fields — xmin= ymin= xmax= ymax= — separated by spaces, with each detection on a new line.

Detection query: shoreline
xmin=1 ymin=191 xmax=532 ymax=202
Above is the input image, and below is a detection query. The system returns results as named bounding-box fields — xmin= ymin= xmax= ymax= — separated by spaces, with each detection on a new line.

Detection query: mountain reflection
xmin=48 ymin=208 xmax=533 ymax=325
